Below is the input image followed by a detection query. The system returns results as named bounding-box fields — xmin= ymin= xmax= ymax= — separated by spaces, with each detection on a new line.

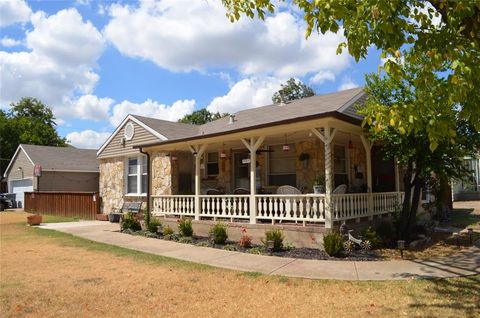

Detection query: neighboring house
xmin=452 ymin=153 xmax=480 ymax=201
xmin=3 ymin=144 xmax=99 ymax=208
xmin=98 ymin=88 xmax=405 ymax=228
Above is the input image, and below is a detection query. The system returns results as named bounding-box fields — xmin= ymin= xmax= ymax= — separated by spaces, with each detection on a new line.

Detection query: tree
xmin=222 ymin=0 xmax=480 ymax=147
xmin=179 ymin=108 xmax=228 ymax=125
xmin=360 ymin=57 xmax=480 ymax=240
xmin=271 ymin=78 xmax=315 ymax=103
xmin=0 ymin=98 xmax=66 ymax=177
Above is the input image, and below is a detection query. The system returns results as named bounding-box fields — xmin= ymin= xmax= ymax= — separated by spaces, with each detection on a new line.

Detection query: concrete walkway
xmin=39 ymin=221 xmax=480 ymax=281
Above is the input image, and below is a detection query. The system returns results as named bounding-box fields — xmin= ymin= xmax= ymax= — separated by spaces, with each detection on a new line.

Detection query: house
xmin=452 ymin=153 xmax=480 ymax=201
xmin=3 ymin=144 xmax=99 ymax=208
xmin=97 ymin=88 xmax=405 ymax=229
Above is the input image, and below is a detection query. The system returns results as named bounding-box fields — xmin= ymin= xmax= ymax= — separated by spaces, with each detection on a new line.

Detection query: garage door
xmin=10 ymin=179 xmax=33 ymax=209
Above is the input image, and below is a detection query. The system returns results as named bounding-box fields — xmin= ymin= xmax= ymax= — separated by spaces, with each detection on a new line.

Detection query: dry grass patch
xmin=1 ymin=212 xmax=479 ymax=318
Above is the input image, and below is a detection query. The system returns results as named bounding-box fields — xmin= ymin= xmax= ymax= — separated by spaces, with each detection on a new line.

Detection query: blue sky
xmin=0 ymin=0 xmax=382 ymax=149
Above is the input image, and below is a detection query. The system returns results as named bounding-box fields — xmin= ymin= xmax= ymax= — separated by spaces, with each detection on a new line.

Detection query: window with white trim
xmin=126 ymin=155 xmax=147 ymax=195
xmin=267 ymin=144 xmax=296 ymax=186
xmin=206 ymin=152 xmax=219 ymax=176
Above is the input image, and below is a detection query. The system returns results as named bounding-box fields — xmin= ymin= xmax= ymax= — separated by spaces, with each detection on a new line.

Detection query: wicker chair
xmin=276 ymin=185 xmax=302 ymax=195
xmin=233 ymin=187 xmax=250 ymax=195
xmin=332 ymin=184 xmax=347 ymax=194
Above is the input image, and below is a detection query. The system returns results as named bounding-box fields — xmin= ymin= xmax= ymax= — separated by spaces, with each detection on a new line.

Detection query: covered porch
xmin=146 ymin=117 xmax=404 ymax=229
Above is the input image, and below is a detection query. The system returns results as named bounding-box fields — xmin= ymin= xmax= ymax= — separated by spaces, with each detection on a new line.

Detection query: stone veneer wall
xmin=99 ymin=157 xmax=124 ymax=214
xmin=151 ymin=151 xmax=174 ymax=195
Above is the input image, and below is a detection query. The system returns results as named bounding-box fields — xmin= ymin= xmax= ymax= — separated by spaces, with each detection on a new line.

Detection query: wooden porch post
xmin=190 ymin=144 xmax=207 ymax=221
xmin=360 ymin=135 xmax=373 ymax=220
xmin=241 ymin=136 xmax=265 ymax=224
xmin=311 ymin=126 xmax=336 ymax=229
xmin=394 ymin=157 xmax=400 ymax=192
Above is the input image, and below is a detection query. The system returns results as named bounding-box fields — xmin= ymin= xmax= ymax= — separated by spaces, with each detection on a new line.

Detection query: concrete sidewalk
xmin=38 ymin=221 xmax=480 ymax=281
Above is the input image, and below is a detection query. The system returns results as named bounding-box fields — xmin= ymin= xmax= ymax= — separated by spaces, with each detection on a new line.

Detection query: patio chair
xmin=332 ymin=184 xmax=347 ymax=194
xmin=206 ymin=188 xmax=225 ymax=195
xmin=233 ymin=188 xmax=250 ymax=194
xmin=276 ymin=185 xmax=302 ymax=195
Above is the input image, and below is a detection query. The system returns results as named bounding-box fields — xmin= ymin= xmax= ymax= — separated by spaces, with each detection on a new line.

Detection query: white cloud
xmin=1 ymin=37 xmax=22 ymax=47
xmin=110 ymin=99 xmax=196 ymax=126
xmin=0 ymin=8 xmax=105 ymax=114
xmin=0 ymin=0 xmax=32 ymax=27
xmin=60 ymin=94 xmax=113 ymax=121
xmin=207 ymin=77 xmax=282 ymax=114
xmin=104 ymin=0 xmax=350 ymax=78
xmin=310 ymin=71 xmax=335 ymax=85
xmin=338 ymin=78 xmax=359 ymax=91
xmin=66 ymin=130 xmax=111 ymax=149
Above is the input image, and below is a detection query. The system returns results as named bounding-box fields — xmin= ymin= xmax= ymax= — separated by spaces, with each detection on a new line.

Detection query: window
xmin=124 ymin=122 xmax=135 ymax=140
xmin=206 ymin=152 xmax=219 ymax=176
xmin=333 ymin=145 xmax=348 ymax=188
xmin=268 ymin=144 xmax=296 ymax=186
xmin=126 ymin=155 xmax=147 ymax=195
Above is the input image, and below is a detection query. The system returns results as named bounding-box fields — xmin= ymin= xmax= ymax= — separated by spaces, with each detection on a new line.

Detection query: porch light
xmin=282 ymin=134 xmax=290 ymax=152
xmin=220 ymin=144 xmax=227 ymax=159
xmin=171 ymin=153 xmax=178 ymax=162
xmin=397 ymin=240 xmax=406 ymax=259
xmin=467 ymin=228 xmax=474 ymax=244
xmin=348 ymin=140 xmax=354 ymax=149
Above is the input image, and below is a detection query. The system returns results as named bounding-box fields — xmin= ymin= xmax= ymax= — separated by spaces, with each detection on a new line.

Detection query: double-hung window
xmin=126 ymin=156 xmax=147 ymax=195
xmin=267 ymin=144 xmax=296 ymax=186
xmin=206 ymin=152 xmax=219 ymax=177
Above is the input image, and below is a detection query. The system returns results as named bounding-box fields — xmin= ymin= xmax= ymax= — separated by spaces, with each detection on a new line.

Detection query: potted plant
xmin=27 ymin=214 xmax=42 ymax=226
xmin=299 ymin=153 xmax=310 ymax=169
xmin=313 ymin=175 xmax=325 ymax=194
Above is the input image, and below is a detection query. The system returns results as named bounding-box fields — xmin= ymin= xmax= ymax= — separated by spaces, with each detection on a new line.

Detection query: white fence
xmin=152 ymin=191 xmax=404 ymax=224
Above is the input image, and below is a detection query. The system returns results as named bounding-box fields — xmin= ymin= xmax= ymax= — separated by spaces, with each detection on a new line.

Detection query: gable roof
xmin=4 ymin=144 xmax=99 ymax=177
xmin=98 ymin=87 xmax=366 ymax=154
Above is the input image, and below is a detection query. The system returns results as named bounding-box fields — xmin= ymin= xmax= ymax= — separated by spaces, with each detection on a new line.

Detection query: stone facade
xmin=99 ymin=157 xmax=124 ymax=214
xmin=151 ymin=151 xmax=174 ymax=195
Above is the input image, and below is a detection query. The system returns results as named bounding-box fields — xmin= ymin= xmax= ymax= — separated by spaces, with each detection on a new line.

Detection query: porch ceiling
xmin=140 ymin=117 xmax=365 ymax=153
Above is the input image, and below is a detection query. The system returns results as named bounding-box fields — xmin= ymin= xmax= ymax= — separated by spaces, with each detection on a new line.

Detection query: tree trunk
xmin=406 ymin=176 xmax=424 ymax=240
xmin=435 ymin=175 xmax=452 ymax=220
xmin=399 ymin=160 xmax=413 ymax=240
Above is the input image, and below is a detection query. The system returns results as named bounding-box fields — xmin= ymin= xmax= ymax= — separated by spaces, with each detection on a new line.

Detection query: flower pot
xmin=313 ymin=185 xmax=325 ymax=194
xmin=108 ymin=213 xmax=121 ymax=223
xmin=27 ymin=214 xmax=42 ymax=226
xmin=95 ymin=214 xmax=109 ymax=221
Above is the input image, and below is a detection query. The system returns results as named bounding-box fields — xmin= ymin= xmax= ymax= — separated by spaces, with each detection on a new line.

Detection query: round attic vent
xmin=124 ymin=122 xmax=135 ymax=141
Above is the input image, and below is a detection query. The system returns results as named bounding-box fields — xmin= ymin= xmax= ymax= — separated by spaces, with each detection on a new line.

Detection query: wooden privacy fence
xmin=24 ymin=192 xmax=101 ymax=220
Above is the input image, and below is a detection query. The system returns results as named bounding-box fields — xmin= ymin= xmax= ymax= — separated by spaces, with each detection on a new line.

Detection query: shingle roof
xmin=21 ymin=144 xmax=99 ymax=172
xmin=132 ymin=87 xmax=365 ymax=146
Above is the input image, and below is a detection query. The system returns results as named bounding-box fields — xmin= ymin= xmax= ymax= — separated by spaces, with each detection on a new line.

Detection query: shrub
xmin=323 ymin=231 xmax=343 ymax=256
xmin=147 ymin=217 xmax=162 ymax=233
xmin=361 ymin=226 xmax=382 ymax=248
xmin=164 ymin=233 xmax=179 ymax=241
xmin=223 ymin=244 xmax=238 ymax=251
xmin=143 ymin=208 xmax=150 ymax=227
xmin=247 ymin=246 xmax=265 ymax=255
xmin=375 ymin=220 xmax=397 ymax=246
xmin=238 ymin=227 xmax=252 ymax=248
xmin=178 ymin=236 xmax=193 ymax=244
xmin=121 ymin=213 xmax=141 ymax=232
xmin=178 ymin=218 xmax=194 ymax=237
xmin=195 ymin=241 xmax=211 ymax=247
xmin=209 ymin=223 xmax=228 ymax=244
xmin=264 ymin=229 xmax=284 ymax=252
xmin=163 ymin=225 xmax=174 ymax=236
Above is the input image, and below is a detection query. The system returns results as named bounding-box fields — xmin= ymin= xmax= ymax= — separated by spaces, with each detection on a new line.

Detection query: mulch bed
xmin=119 ymin=229 xmax=384 ymax=261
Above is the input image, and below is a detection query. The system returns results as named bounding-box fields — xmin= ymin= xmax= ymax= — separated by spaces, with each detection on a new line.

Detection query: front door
xmin=232 ymin=152 xmax=249 ymax=190
xmin=371 ymin=146 xmax=395 ymax=192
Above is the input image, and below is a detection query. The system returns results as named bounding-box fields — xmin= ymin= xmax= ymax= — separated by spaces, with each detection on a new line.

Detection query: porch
xmin=144 ymin=116 xmax=405 ymax=228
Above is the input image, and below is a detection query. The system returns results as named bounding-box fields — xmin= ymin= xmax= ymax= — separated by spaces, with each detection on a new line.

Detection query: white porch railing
xmin=199 ymin=195 xmax=250 ymax=221
xmin=151 ymin=191 xmax=404 ymax=224
xmin=256 ymin=194 xmax=326 ymax=224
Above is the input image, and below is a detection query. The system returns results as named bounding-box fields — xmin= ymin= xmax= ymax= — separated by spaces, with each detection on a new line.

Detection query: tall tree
xmin=179 ymin=108 xmax=228 ymax=125
xmin=360 ymin=56 xmax=480 ymax=240
xmin=0 ymin=98 xmax=66 ymax=176
xmin=272 ymin=78 xmax=315 ymax=103
xmin=222 ymin=0 xmax=480 ymax=147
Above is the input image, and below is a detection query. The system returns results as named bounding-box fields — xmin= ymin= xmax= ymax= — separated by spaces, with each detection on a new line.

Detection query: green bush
xmin=147 ymin=217 xmax=162 ymax=233
xmin=264 ymin=229 xmax=284 ymax=252
xmin=223 ymin=244 xmax=238 ymax=251
xmin=121 ymin=213 xmax=141 ymax=232
xmin=178 ymin=236 xmax=194 ymax=244
xmin=178 ymin=218 xmax=194 ymax=237
xmin=209 ymin=223 xmax=228 ymax=244
xmin=375 ymin=220 xmax=397 ymax=246
xmin=323 ymin=231 xmax=344 ymax=256
xmin=361 ymin=226 xmax=382 ymax=248
xmin=163 ymin=225 xmax=174 ymax=236
xmin=143 ymin=208 xmax=150 ymax=227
